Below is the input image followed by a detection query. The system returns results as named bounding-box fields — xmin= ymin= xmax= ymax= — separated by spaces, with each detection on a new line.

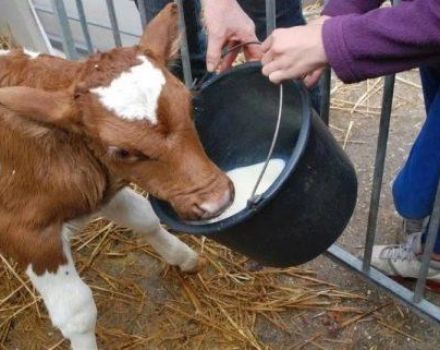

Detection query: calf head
xmin=0 ymin=4 xmax=233 ymax=220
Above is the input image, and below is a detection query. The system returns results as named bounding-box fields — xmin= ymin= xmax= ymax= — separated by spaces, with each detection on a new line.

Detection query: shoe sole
xmin=391 ymin=276 xmax=440 ymax=293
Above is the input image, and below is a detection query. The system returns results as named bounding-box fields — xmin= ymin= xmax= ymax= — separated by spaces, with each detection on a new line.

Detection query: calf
xmin=0 ymin=4 xmax=233 ymax=349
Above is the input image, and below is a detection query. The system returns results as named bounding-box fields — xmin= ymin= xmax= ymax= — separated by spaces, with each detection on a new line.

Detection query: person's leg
xmin=398 ymin=67 xmax=440 ymax=237
xmin=238 ymin=0 xmax=320 ymax=112
xmin=392 ymin=66 xmax=440 ymax=255
xmin=135 ymin=0 xmax=207 ymax=81
xmin=393 ymin=66 xmax=440 ymax=254
xmin=370 ymin=66 xmax=440 ymax=288
xmin=420 ymin=66 xmax=440 ymax=114
xmin=406 ymin=67 xmax=440 ymax=254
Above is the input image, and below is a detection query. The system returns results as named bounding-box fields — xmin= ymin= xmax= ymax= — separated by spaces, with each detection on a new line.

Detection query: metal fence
xmin=46 ymin=0 xmax=440 ymax=324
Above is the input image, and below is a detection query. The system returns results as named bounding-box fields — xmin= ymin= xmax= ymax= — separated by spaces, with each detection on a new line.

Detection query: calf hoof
xmin=180 ymin=256 xmax=207 ymax=274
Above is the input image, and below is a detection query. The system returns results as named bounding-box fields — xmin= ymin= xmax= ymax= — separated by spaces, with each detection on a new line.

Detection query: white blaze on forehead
xmin=0 ymin=50 xmax=10 ymax=56
xmin=91 ymin=55 xmax=165 ymax=124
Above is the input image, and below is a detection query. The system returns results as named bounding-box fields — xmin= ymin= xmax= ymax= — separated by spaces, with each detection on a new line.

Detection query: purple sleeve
xmin=323 ymin=0 xmax=440 ymax=83
xmin=322 ymin=0 xmax=383 ymax=16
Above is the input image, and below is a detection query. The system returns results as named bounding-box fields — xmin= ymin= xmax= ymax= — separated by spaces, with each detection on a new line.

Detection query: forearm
xmin=323 ymin=0 xmax=440 ymax=83
xmin=322 ymin=0 xmax=383 ymax=16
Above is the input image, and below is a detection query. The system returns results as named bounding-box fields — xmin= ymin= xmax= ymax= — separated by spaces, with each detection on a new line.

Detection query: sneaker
xmin=371 ymin=232 xmax=440 ymax=292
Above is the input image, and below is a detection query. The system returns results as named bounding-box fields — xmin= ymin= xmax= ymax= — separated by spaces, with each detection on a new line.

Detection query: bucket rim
xmin=150 ymin=62 xmax=312 ymax=234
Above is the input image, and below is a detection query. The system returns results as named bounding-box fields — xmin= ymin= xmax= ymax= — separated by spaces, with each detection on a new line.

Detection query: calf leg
xmin=26 ymin=226 xmax=97 ymax=350
xmin=101 ymin=187 xmax=202 ymax=272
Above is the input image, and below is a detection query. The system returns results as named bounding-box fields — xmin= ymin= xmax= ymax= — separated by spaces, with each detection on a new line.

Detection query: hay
xmin=0 ymin=31 xmax=14 ymax=51
xmin=0 ymin=218 xmax=374 ymax=349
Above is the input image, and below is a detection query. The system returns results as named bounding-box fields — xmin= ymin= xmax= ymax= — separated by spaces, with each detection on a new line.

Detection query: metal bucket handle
xmin=191 ymin=41 xmax=285 ymax=208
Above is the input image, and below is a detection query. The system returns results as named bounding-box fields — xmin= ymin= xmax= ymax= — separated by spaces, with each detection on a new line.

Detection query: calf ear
xmin=139 ymin=3 xmax=181 ymax=63
xmin=0 ymin=86 xmax=77 ymax=128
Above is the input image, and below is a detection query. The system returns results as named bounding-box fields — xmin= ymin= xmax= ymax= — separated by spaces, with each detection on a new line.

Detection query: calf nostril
xmin=228 ymin=182 xmax=235 ymax=203
xmin=192 ymin=204 xmax=207 ymax=219
xmin=198 ymin=188 xmax=233 ymax=219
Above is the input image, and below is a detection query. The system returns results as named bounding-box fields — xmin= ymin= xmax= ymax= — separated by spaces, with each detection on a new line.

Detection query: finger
xmin=261 ymin=50 xmax=274 ymax=66
xmin=303 ymin=69 xmax=323 ymax=89
xmin=261 ymin=59 xmax=287 ymax=77
xmin=233 ymin=29 xmax=262 ymax=62
xmin=219 ymin=42 xmax=239 ymax=72
xmin=244 ymin=43 xmax=263 ymax=62
xmin=206 ymin=33 xmax=225 ymax=72
xmin=268 ymin=69 xmax=300 ymax=84
xmin=261 ymin=35 xmax=273 ymax=53
xmin=268 ymin=70 xmax=286 ymax=84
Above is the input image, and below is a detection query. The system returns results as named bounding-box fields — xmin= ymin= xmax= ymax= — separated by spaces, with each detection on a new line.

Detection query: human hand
xmin=301 ymin=17 xmax=330 ymax=88
xmin=261 ymin=16 xmax=330 ymax=84
xmin=202 ymin=0 xmax=262 ymax=72
xmin=303 ymin=68 xmax=325 ymax=88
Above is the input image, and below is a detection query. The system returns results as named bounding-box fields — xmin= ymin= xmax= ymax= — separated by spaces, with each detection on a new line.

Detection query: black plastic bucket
xmin=151 ymin=62 xmax=357 ymax=267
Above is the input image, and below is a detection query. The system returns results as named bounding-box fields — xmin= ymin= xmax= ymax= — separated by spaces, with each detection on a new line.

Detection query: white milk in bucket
xmin=190 ymin=159 xmax=285 ymax=224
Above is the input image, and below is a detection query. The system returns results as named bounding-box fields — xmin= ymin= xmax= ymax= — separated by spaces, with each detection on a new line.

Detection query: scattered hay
xmin=303 ymin=0 xmax=324 ymax=18
xmin=0 ymin=218 xmax=375 ymax=349
xmin=328 ymin=70 xmax=424 ymax=148
xmin=0 ymin=30 xmax=15 ymax=51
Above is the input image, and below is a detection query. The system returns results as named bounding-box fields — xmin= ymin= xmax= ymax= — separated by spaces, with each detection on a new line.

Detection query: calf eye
xmin=108 ymin=146 xmax=138 ymax=162
xmin=108 ymin=146 xmax=154 ymax=162
xmin=115 ymin=148 xmax=130 ymax=159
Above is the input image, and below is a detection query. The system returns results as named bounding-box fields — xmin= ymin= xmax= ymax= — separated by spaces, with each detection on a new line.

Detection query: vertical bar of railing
xmin=50 ymin=0 xmax=78 ymax=60
xmin=105 ymin=0 xmax=122 ymax=47
xmin=175 ymin=0 xmax=193 ymax=87
xmin=362 ymin=74 xmax=395 ymax=271
xmin=74 ymin=0 xmax=93 ymax=53
xmin=414 ymin=180 xmax=440 ymax=302
xmin=319 ymin=0 xmax=331 ymax=125
xmin=363 ymin=0 xmax=401 ymax=272
xmin=319 ymin=69 xmax=331 ymax=125
xmin=265 ymin=0 xmax=276 ymax=35
xmin=137 ymin=0 xmax=149 ymax=28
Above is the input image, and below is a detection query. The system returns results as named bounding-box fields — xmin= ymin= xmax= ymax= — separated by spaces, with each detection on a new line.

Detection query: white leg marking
xmin=101 ymin=187 xmax=199 ymax=271
xmin=26 ymin=225 xmax=98 ymax=350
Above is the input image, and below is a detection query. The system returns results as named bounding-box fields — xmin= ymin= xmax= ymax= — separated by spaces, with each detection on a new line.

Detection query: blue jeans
xmin=136 ymin=0 xmax=320 ymax=110
xmin=392 ymin=66 xmax=440 ymax=253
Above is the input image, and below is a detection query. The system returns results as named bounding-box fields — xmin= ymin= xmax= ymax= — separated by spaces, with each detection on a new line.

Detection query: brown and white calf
xmin=0 ymin=4 xmax=233 ymax=349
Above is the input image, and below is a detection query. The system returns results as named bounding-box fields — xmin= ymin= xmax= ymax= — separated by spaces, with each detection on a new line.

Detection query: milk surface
xmin=190 ymin=159 xmax=285 ymax=224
